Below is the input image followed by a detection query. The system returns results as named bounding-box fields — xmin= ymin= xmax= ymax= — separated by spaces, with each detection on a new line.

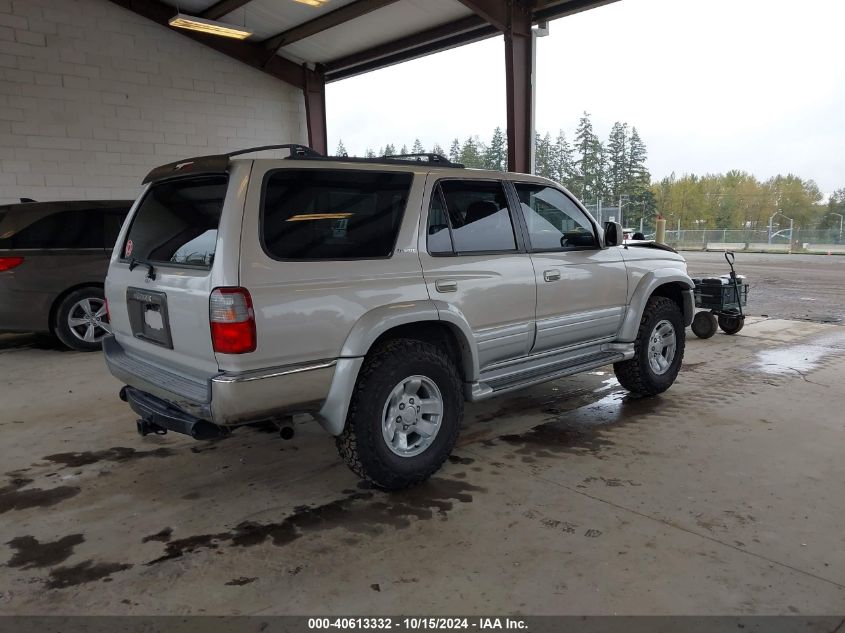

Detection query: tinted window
xmin=104 ymin=209 xmax=129 ymax=247
xmin=438 ymin=180 xmax=516 ymax=253
xmin=0 ymin=209 xmax=104 ymax=249
xmin=262 ymin=170 xmax=412 ymax=260
xmin=426 ymin=187 xmax=453 ymax=254
xmin=124 ymin=176 xmax=226 ymax=268
xmin=515 ymin=184 xmax=598 ymax=250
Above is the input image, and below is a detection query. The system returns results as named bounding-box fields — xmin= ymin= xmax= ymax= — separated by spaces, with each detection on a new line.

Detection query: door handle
xmin=435 ymin=279 xmax=458 ymax=293
xmin=543 ymin=269 xmax=561 ymax=282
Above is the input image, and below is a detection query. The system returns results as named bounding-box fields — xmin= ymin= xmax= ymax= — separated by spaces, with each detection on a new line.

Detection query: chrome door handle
xmin=543 ymin=269 xmax=561 ymax=282
xmin=435 ymin=279 xmax=458 ymax=293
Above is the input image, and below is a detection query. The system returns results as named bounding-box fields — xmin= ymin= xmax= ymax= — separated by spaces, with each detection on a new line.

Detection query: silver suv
xmin=104 ymin=145 xmax=694 ymax=490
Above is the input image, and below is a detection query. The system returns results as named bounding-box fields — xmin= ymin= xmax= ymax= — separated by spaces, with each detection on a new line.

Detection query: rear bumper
xmin=104 ymin=336 xmax=336 ymax=428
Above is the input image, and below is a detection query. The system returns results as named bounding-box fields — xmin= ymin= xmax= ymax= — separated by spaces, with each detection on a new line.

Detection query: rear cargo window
xmin=261 ymin=169 xmax=412 ymax=260
xmin=123 ymin=176 xmax=227 ymax=268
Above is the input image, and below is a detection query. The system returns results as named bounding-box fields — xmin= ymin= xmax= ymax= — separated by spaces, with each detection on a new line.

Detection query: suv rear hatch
xmin=105 ymin=173 xmax=239 ymax=379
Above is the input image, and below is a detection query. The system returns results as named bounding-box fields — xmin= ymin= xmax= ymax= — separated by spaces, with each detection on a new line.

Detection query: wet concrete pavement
xmin=1 ymin=318 xmax=844 ymax=614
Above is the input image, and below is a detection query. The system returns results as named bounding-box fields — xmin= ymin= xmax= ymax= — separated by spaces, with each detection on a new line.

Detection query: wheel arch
xmin=618 ymin=270 xmax=694 ymax=342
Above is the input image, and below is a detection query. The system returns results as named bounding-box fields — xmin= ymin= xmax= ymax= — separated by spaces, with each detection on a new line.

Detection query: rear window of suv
xmin=123 ymin=175 xmax=227 ymax=268
xmin=261 ymin=169 xmax=412 ymax=260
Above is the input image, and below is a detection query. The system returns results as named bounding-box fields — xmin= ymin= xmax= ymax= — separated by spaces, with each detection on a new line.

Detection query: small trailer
xmin=690 ymin=251 xmax=749 ymax=338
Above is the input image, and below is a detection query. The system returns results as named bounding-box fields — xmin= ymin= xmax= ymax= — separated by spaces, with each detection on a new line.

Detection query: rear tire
xmin=718 ymin=314 xmax=745 ymax=335
xmin=614 ymin=296 xmax=685 ymax=396
xmin=336 ymin=338 xmax=463 ymax=491
xmin=54 ymin=287 xmax=111 ymax=352
xmin=691 ymin=311 xmax=718 ymax=339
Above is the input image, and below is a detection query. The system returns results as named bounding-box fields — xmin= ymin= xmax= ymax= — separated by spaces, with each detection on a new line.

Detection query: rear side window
xmin=0 ymin=210 xmax=104 ymax=249
xmin=261 ymin=169 xmax=412 ymax=260
xmin=432 ymin=180 xmax=516 ymax=254
xmin=123 ymin=176 xmax=227 ymax=268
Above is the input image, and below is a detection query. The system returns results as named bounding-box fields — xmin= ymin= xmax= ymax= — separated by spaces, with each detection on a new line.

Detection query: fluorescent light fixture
xmin=168 ymin=13 xmax=253 ymax=39
xmin=291 ymin=0 xmax=330 ymax=6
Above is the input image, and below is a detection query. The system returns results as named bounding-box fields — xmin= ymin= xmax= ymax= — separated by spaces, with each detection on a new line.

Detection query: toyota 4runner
xmin=104 ymin=144 xmax=694 ymax=490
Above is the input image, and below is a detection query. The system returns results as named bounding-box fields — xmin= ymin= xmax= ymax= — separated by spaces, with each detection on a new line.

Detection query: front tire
xmin=614 ymin=296 xmax=685 ymax=396
xmin=54 ymin=287 xmax=112 ymax=352
xmin=336 ymin=338 xmax=463 ymax=490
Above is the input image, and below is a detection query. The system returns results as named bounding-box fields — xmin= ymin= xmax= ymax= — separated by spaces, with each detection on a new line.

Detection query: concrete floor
xmin=1 ymin=316 xmax=844 ymax=615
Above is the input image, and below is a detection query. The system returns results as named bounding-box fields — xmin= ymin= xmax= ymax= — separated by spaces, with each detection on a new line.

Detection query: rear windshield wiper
xmin=128 ymin=257 xmax=157 ymax=281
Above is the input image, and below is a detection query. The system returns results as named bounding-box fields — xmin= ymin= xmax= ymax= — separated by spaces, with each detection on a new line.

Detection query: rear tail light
xmin=0 ymin=256 xmax=24 ymax=272
xmin=209 ymin=287 xmax=256 ymax=354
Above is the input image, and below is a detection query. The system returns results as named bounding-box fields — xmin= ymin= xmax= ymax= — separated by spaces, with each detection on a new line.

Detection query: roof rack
xmin=288 ymin=152 xmax=465 ymax=169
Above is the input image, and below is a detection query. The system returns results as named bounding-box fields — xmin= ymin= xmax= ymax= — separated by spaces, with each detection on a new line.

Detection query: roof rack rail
xmin=387 ymin=153 xmax=461 ymax=166
xmin=284 ymin=152 xmax=465 ymax=169
xmin=226 ymin=144 xmax=323 ymax=159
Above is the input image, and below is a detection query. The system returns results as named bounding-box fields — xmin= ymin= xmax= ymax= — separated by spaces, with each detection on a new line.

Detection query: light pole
xmin=829 ymin=213 xmax=844 ymax=240
xmin=768 ymin=211 xmax=793 ymax=244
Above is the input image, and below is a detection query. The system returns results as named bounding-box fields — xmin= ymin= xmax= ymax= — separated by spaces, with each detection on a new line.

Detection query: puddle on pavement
xmin=0 ymin=477 xmax=80 ymax=514
xmin=45 ymin=560 xmax=132 ymax=589
xmin=6 ymin=534 xmax=85 ymax=569
xmin=755 ymin=332 xmax=845 ymax=376
xmin=43 ymin=446 xmax=175 ymax=468
xmin=145 ymin=477 xmax=484 ymax=566
xmin=489 ymin=390 xmax=662 ymax=459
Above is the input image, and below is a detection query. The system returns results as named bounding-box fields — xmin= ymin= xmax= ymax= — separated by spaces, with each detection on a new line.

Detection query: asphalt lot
xmin=1 ymin=254 xmax=844 ymax=615
xmin=682 ymin=251 xmax=845 ymax=324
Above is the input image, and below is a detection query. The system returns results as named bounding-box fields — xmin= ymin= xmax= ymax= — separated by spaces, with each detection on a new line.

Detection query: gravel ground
xmin=681 ymin=251 xmax=845 ymax=324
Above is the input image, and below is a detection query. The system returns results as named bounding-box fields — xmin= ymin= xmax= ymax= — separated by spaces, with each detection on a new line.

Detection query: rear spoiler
xmin=142 ymin=144 xmax=321 ymax=185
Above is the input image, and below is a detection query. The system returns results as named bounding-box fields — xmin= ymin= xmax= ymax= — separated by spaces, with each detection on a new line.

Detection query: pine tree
xmin=553 ymin=130 xmax=576 ymax=190
xmin=399 ymin=144 xmax=408 ymax=155
xmin=431 ymin=143 xmax=445 ymax=157
xmin=383 ymin=144 xmax=396 ymax=156
xmin=483 ymin=127 xmax=506 ymax=171
xmin=449 ymin=139 xmax=460 ymax=163
xmin=534 ymin=133 xmax=553 ymax=179
xmin=336 ymin=140 xmax=347 ymax=156
xmin=628 ymin=127 xmax=649 ymax=189
xmin=411 ymin=139 xmax=425 ymax=154
xmin=365 ymin=148 xmax=375 ymax=158
xmin=574 ymin=111 xmax=602 ymax=201
xmin=607 ymin=122 xmax=628 ymax=199
xmin=459 ymin=136 xmax=483 ymax=168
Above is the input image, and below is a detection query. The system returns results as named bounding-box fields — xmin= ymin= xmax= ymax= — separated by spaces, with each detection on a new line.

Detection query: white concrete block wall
xmin=0 ymin=0 xmax=307 ymax=204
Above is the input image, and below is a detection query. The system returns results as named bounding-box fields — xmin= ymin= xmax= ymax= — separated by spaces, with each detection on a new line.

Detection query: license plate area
xmin=126 ymin=287 xmax=173 ymax=349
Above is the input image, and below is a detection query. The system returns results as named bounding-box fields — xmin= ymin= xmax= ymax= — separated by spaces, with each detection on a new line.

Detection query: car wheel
xmin=336 ymin=338 xmax=463 ymax=490
xmin=718 ymin=314 xmax=745 ymax=335
xmin=54 ymin=287 xmax=112 ymax=352
xmin=614 ymin=296 xmax=685 ymax=396
xmin=691 ymin=311 xmax=718 ymax=339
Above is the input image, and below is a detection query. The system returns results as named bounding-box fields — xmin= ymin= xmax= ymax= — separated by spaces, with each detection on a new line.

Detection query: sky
xmin=326 ymin=0 xmax=845 ymax=196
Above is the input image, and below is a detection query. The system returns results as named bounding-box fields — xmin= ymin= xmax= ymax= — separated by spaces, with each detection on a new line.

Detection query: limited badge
xmin=125 ymin=239 xmax=133 ymax=258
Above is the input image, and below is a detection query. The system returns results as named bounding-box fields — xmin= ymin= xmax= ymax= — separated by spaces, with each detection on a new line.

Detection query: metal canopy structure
xmin=108 ymin=0 xmax=617 ymax=171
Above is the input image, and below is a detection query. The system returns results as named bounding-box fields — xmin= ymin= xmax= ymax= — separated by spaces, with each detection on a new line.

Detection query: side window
xmin=438 ymin=180 xmax=516 ymax=253
xmin=515 ymin=184 xmax=598 ymax=250
xmin=426 ymin=186 xmax=454 ymax=254
xmin=8 ymin=210 xmax=104 ymax=249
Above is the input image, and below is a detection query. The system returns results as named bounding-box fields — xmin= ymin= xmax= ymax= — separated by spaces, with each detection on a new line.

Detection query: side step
xmin=468 ymin=349 xmax=630 ymax=402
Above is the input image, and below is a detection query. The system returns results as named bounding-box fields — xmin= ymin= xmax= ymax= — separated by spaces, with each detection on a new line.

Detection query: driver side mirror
xmin=604 ymin=221 xmax=623 ymax=247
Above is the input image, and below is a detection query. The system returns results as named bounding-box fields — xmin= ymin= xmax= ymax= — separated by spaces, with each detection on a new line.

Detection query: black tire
xmin=614 ymin=296 xmax=685 ymax=396
xmin=336 ymin=338 xmax=464 ymax=491
xmin=691 ymin=311 xmax=718 ymax=339
xmin=718 ymin=314 xmax=745 ymax=335
xmin=54 ymin=286 xmax=111 ymax=352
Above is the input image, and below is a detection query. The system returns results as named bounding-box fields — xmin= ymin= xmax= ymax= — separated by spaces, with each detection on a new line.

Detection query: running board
xmin=467 ymin=348 xmax=632 ymax=402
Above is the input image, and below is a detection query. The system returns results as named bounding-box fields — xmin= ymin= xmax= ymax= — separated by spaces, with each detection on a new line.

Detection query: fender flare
xmin=316 ymin=300 xmax=477 ymax=435
xmin=618 ymin=269 xmax=694 ymax=342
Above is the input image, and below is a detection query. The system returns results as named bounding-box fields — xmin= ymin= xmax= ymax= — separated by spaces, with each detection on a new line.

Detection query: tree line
xmin=336 ymin=113 xmax=840 ymax=234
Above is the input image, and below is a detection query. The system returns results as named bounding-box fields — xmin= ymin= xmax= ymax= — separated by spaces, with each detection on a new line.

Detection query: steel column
xmin=504 ymin=2 xmax=533 ymax=173
xmin=304 ymin=68 xmax=328 ymax=155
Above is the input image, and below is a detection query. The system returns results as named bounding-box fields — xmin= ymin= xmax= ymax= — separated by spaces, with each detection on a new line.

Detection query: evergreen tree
xmin=431 ymin=143 xmax=445 ymax=157
xmin=336 ymin=140 xmax=347 ymax=156
xmin=383 ymin=144 xmax=396 ymax=156
xmin=411 ymin=139 xmax=425 ymax=154
xmin=449 ymin=139 xmax=461 ymax=163
xmin=607 ymin=122 xmax=628 ymax=199
xmin=459 ymin=136 xmax=483 ymax=168
xmin=365 ymin=148 xmax=375 ymax=158
xmin=534 ymin=133 xmax=553 ymax=179
xmin=553 ymin=130 xmax=576 ymax=190
xmin=483 ymin=127 xmax=506 ymax=171
xmin=574 ymin=111 xmax=602 ymax=201
xmin=628 ymin=127 xmax=650 ymax=189
xmin=399 ymin=144 xmax=408 ymax=155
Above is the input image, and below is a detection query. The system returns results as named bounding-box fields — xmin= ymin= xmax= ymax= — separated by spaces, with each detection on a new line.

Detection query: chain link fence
xmin=658 ymin=229 xmax=845 ymax=253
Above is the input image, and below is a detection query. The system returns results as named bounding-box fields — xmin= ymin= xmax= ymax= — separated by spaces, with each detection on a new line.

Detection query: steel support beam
xmin=455 ymin=0 xmax=511 ymax=31
xmin=201 ymin=0 xmax=254 ymax=21
xmin=304 ymin=68 xmax=328 ymax=155
xmin=504 ymin=2 xmax=533 ymax=173
xmin=107 ymin=0 xmax=307 ymax=89
xmin=263 ymin=0 xmax=400 ymax=54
